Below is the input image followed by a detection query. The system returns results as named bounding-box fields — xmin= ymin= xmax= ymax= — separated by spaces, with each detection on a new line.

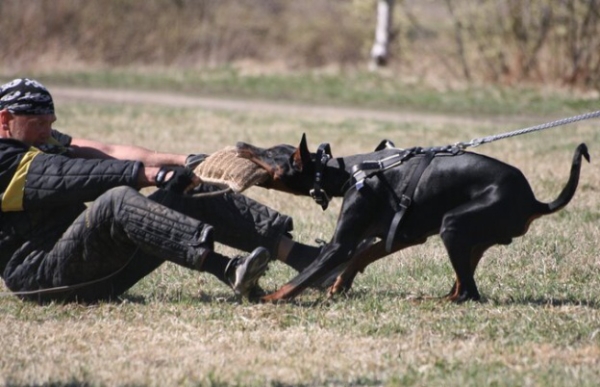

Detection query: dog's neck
xmin=316 ymin=157 xmax=353 ymax=197
xmin=319 ymin=151 xmax=403 ymax=197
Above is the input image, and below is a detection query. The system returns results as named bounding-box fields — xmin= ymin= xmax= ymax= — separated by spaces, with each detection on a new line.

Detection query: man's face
xmin=0 ymin=111 xmax=56 ymax=147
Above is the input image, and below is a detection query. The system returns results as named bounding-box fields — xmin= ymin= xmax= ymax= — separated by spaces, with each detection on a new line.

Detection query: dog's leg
xmin=328 ymin=240 xmax=387 ymax=296
xmin=329 ymin=237 xmax=427 ymax=296
xmin=261 ymin=242 xmax=346 ymax=301
xmin=439 ymin=201 xmax=507 ymax=302
xmin=443 ymin=243 xmax=492 ymax=301
xmin=262 ymin=191 xmax=379 ymax=302
xmin=441 ymin=240 xmax=481 ymax=302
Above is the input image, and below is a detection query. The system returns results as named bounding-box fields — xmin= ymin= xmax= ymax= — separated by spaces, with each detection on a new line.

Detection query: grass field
xmin=0 ymin=78 xmax=599 ymax=386
xmin=25 ymin=68 xmax=600 ymax=117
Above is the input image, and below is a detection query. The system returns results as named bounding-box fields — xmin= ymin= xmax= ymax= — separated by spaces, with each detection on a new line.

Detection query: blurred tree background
xmin=1 ymin=0 xmax=599 ymax=91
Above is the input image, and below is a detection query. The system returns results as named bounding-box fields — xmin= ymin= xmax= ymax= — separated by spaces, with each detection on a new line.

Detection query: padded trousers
xmin=3 ymin=185 xmax=293 ymax=303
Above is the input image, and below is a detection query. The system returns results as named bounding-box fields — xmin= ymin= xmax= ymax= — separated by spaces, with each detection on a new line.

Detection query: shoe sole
xmin=233 ymin=248 xmax=270 ymax=297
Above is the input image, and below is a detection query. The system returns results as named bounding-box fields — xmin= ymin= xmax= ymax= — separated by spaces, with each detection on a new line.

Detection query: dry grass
xmin=2 ymin=0 xmax=600 ymax=91
xmin=1 ymin=95 xmax=599 ymax=386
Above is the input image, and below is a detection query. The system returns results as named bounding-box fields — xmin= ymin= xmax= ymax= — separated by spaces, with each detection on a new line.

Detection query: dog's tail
xmin=543 ymin=143 xmax=589 ymax=214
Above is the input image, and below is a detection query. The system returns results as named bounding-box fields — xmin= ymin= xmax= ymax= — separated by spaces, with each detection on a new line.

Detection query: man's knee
xmin=96 ymin=186 xmax=139 ymax=207
xmin=90 ymin=186 xmax=143 ymax=221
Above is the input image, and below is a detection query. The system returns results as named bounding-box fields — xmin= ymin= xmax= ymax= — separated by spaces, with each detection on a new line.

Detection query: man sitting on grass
xmin=0 ymin=78 xmax=320 ymax=303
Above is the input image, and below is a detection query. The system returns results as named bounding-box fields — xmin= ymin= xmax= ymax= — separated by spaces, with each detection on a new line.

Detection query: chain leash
xmin=454 ymin=109 xmax=600 ymax=150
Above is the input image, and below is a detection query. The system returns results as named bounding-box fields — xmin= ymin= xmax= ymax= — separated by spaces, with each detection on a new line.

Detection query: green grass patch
xmin=16 ymin=67 xmax=600 ymax=118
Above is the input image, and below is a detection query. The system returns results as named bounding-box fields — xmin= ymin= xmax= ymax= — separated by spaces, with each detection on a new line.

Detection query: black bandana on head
xmin=0 ymin=78 xmax=55 ymax=115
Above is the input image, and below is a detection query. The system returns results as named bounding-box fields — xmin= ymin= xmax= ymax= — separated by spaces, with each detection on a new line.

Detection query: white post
xmin=370 ymin=0 xmax=395 ymax=68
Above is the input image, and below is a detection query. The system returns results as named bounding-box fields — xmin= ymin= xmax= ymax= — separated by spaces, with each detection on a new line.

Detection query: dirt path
xmin=50 ymin=86 xmax=522 ymax=127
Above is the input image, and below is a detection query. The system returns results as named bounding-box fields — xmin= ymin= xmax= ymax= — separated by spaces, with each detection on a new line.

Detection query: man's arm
xmin=68 ymin=138 xmax=200 ymax=192
xmin=69 ymin=137 xmax=187 ymax=167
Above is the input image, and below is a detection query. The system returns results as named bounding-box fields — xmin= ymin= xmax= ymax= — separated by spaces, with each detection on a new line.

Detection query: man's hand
xmin=155 ymin=166 xmax=200 ymax=194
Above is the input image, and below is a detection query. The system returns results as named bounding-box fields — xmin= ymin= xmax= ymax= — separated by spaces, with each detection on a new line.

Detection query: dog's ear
xmin=292 ymin=133 xmax=311 ymax=171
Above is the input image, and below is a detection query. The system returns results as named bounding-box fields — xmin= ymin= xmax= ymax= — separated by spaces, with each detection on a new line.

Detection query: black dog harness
xmin=353 ymin=144 xmax=462 ymax=252
xmin=310 ymin=141 xmax=462 ymax=253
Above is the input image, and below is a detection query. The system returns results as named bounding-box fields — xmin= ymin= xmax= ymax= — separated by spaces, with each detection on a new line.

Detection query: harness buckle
xmin=352 ymin=170 xmax=367 ymax=190
xmin=399 ymin=194 xmax=412 ymax=209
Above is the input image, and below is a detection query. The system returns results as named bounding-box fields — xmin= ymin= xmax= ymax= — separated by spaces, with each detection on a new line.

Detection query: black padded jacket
xmin=0 ymin=130 xmax=142 ymax=277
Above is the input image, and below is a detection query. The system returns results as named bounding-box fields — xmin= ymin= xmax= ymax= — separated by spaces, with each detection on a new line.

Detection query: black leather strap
xmin=309 ymin=143 xmax=332 ymax=210
xmin=385 ymin=151 xmax=435 ymax=252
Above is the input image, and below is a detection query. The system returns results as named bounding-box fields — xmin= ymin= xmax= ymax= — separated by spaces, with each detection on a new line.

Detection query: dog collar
xmin=309 ymin=143 xmax=332 ymax=210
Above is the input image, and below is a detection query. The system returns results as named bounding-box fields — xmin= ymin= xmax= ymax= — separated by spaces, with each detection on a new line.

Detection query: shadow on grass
xmin=488 ymin=296 xmax=600 ymax=309
xmin=119 ymin=287 xmax=600 ymax=309
xmin=256 ymin=287 xmax=418 ymax=308
xmin=119 ymin=291 xmax=255 ymax=305
xmin=275 ymin=287 xmax=600 ymax=310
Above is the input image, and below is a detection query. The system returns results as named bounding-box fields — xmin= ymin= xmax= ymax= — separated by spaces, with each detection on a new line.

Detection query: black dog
xmin=236 ymin=135 xmax=589 ymax=302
